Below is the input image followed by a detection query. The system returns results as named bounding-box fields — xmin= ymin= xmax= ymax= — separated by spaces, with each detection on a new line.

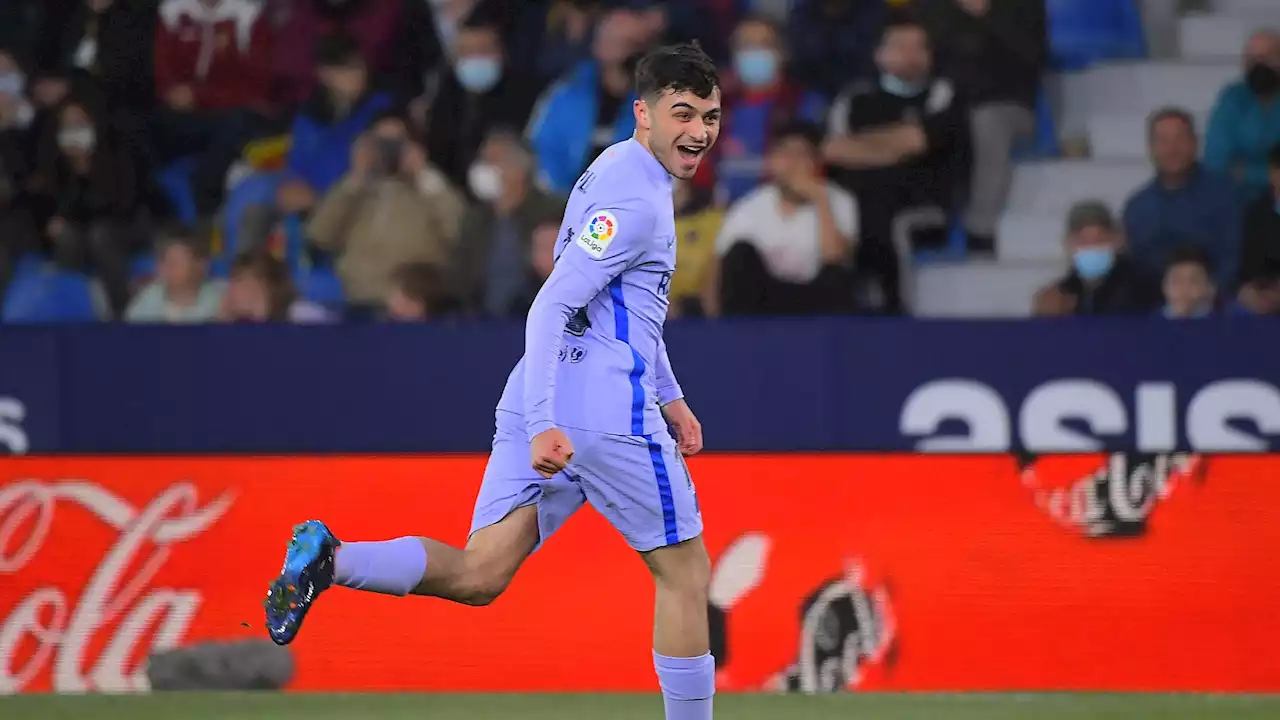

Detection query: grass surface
xmin=3 ymin=692 xmax=1278 ymax=720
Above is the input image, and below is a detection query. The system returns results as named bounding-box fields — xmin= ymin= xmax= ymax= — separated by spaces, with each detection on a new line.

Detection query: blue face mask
xmin=734 ymin=49 xmax=778 ymax=88
xmin=455 ymin=57 xmax=501 ymax=94
xmin=0 ymin=72 xmax=23 ymax=97
xmin=1072 ymin=247 xmax=1115 ymax=280
xmin=880 ymin=73 xmax=925 ymax=98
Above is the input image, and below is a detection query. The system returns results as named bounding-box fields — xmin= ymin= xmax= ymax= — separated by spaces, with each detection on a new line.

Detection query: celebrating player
xmin=265 ymin=43 xmax=722 ymax=719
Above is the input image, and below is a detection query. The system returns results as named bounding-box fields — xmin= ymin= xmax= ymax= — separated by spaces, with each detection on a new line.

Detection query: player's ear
xmin=634 ymin=98 xmax=649 ymax=131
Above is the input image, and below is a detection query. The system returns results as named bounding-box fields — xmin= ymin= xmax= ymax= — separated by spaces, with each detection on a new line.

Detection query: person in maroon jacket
xmin=151 ymin=0 xmax=275 ymax=217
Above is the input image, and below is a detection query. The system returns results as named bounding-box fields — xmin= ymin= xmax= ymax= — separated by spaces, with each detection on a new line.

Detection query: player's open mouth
xmin=677 ymin=145 xmax=705 ymax=161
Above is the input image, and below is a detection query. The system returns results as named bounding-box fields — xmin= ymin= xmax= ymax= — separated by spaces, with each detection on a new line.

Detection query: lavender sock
xmin=332 ymin=537 xmax=427 ymax=596
xmin=654 ymin=651 xmax=715 ymax=720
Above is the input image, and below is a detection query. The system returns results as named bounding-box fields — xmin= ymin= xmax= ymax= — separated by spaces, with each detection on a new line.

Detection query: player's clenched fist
xmin=530 ymin=428 xmax=575 ymax=478
xmin=662 ymin=398 xmax=703 ymax=456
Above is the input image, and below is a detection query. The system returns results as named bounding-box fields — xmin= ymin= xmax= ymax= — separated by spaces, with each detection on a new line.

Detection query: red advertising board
xmin=1 ymin=454 xmax=1276 ymax=693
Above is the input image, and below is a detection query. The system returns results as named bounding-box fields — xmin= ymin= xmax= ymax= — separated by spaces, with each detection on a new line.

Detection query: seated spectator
xmin=385 ymin=261 xmax=443 ymax=322
xmin=152 ymin=0 xmax=275 ymax=217
xmin=125 ymin=224 xmax=226 ymax=323
xmin=219 ymin=249 xmax=331 ymax=322
xmin=235 ymin=32 xmax=392 ymax=252
xmin=418 ymin=14 xmax=542 ymax=194
xmin=1032 ymin=201 xmax=1161 ymax=317
xmin=712 ymin=121 xmax=858 ymax=317
xmin=824 ymin=12 xmax=968 ymax=314
xmin=704 ymin=13 xmax=826 ymax=204
xmin=450 ymin=128 xmax=564 ymax=317
xmin=1123 ymin=108 xmax=1241 ymax=291
xmin=1240 ymin=145 xmax=1280 ymax=286
xmin=33 ymin=0 xmax=155 ymax=113
xmin=267 ymin=0 xmax=406 ymax=108
xmin=306 ymin=110 xmax=464 ymax=313
xmin=1231 ymin=266 xmax=1280 ymax=316
xmin=1159 ymin=245 xmax=1216 ymax=319
xmin=670 ymin=177 xmax=722 ymax=317
xmin=787 ymin=0 xmax=886 ymax=100
xmin=31 ymin=94 xmax=164 ymax=318
xmin=527 ymin=7 xmax=648 ymax=193
xmin=917 ymin=0 xmax=1047 ymax=255
xmin=1205 ymin=29 xmax=1280 ymax=201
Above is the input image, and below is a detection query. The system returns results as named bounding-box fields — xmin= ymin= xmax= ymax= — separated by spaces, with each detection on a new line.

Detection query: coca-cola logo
xmin=0 ymin=479 xmax=234 ymax=693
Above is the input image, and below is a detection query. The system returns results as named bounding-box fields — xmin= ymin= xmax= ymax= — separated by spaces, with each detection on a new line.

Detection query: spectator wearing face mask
xmin=450 ymin=128 xmax=564 ymax=317
xmin=418 ymin=14 xmax=541 ymax=194
xmin=384 ymin=260 xmax=444 ymax=321
xmin=1204 ymin=29 xmax=1280 ymax=201
xmin=1032 ymin=201 xmax=1160 ymax=318
xmin=701 ymin=14 xmax=825 ymax=204
xmin=306 ymin=110 xmax=464 ymax=314
xmin=526 ymin=7 xmax=646 ymax=193
xmin=712 ymin=121 xmax=858 ymax=317
xmin=126 ymin=224 xmax=226 ymax=323
xmin=1159 ymin=244 xmax=1217 ymax=319
xmin=31 ymin=94 xmax=169 ymax=319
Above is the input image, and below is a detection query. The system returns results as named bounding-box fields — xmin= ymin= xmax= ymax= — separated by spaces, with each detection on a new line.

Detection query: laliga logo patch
xmin=576 ymin=211 xmax=618 ymax=259
xmin=1017 ymin=452 xmax=1205 ymax=538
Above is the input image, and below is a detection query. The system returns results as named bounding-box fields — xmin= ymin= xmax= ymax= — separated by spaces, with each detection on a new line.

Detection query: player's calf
xmin=643 ymin=536 xmax=715 ymax=720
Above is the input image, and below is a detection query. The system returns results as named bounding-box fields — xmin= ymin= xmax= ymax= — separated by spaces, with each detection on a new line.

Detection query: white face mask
xmin=468 ymin=163 xmax=502 ymax=201
xmin=58 ymin=126 xmax=96 ymax=152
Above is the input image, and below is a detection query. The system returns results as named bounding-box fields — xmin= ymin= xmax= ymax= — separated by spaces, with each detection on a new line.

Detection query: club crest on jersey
xmin=576 ymin=211 xmax=618 ymax=259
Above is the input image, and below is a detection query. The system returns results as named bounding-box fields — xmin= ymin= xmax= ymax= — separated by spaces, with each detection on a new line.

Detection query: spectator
xmin=125 ymin=224 xmax=226 ymax=323
xmin=1204 ymin=29 xmax=1280 ymax=200
xmin=219 ymin=249 xmax=331 ymax=322
xmin=1032 ymin=201 xmax=1160 ymax=317
xmin=450 ymin=128 xmax=564 ymax=317
xmin=32 ymin=94 xmax=162 ymax=318
xmin=385 ymin=261 xmax=443 ymax=321
xmin=526 ymin=7 xmax=648 ymax=193
xmin=1160 ymin=244 xmax=1216 ymax=319
xmin=153 ymin=0 xmax=275 ymax=216
xmin=787 ymin=0 xmax=887 ymax=100
xmin=529 ymin=219 xmax=557 ymax=282
xmin=916 ymin=0 xmax=1047 ymax=255
xmin=0 ymin=48 xmax=39 ymax=312
xmin=0 ymin=48 xmax=35 ymax=134
xmin=705 ymin=13 xmax=826 ymax=204
xmin=712 ymin=121 xmax=858 ymax=317
xmin=34 ymin=0 xmax=156 ymax=113
xmin=1123 ymin=108 xmax=1241 ymax=292
xmin=235 ymin=32 xmax=393 ymax=252
xmin=267 ymin=0 xmax=406 ymax=107
xmin=670 ymin=176 xmax=722 ymax=317
xmin=306 ymin=110 xmax=464 ymax=314
xmin=534 ymin=0 xmax=600 ymax=84
xmin=1231 ymin=266 xmax=1280 ymax=316
xmin=418 ymin=15 xmax=542 ymax=193
xmin=824 ymin=12 xmax=968 ymax=314
xmin=1239 ymin=145 xmax=1280 ymax=286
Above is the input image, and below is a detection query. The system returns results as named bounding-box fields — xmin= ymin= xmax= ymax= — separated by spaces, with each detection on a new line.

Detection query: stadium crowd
xmin=0 ymin=0 xmax=1276 ymax=323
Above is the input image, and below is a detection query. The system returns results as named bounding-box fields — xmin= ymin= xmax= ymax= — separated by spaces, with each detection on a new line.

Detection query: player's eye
xmin=674 ymin=113 xmax=692 ymax=121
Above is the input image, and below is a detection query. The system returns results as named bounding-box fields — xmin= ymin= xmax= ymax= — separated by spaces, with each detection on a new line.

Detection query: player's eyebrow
xmin=670 ymin=102 xmax=721 ymax=116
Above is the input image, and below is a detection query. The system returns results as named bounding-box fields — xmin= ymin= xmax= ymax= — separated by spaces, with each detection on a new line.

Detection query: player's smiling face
xmin=642 ymin=88 xmax=721 ymax=180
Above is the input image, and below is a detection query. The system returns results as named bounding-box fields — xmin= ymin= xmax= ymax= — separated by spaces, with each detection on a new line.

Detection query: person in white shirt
xmin=710 ymin=121 xmax=858 ymax=315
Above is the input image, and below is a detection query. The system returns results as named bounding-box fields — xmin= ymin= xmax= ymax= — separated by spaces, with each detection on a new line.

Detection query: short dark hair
xmin=881 ymin=9 xmax=927 ymax=43
xmin=770 ymin=120 xmax=823 ymax=151
xmin=634 ymin=42 xmax=720 ymax=101
xmin=1147 ymin=107 xmax=1197 ymax=141
xmin=1165 ymin=243 xmax=1214 ymax=276
xmin=155 ymin=223 xmax=210 ymax=260
xmin=391 ymin=262 xmax=443 ymax=312
xmin=315 ymin=32 xmax=363 ymax=68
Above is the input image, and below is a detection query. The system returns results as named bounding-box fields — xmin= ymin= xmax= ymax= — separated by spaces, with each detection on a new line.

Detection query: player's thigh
xmin=470 ymin=414 xmax=587 ymax=555
xmin=570 ymin=427 xmax=704 ymax=554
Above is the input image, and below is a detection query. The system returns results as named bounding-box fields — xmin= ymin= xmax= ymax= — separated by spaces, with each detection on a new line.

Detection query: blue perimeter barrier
xmin=1 ymin=318 xmax=1277 ymax=454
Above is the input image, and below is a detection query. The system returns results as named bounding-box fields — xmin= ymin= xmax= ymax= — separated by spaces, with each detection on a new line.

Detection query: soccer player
xmin=265 ymin=43 xmax=722 ymax=719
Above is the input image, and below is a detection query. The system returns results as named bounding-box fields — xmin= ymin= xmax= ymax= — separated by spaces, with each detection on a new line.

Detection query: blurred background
xmin=1 ymin=0 xmax=1279 ymax=716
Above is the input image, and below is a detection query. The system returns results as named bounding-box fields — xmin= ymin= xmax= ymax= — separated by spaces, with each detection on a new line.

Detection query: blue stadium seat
xmin=130 ymin=253 xmax=157 ymax=280
xmin=294 ymin=264 xmax=345 ymax=309
xmin=2 ymin=261 xmax=100 ymax=323
xmin=157 ymin=156 xmax=199 ymax=225
xmin=1047 ymin=0 xmax=1146 ymax=71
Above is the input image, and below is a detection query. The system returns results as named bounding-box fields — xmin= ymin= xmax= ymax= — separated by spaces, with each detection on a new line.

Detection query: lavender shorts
xmin=469 ymin=411 xmax=702 ymax=552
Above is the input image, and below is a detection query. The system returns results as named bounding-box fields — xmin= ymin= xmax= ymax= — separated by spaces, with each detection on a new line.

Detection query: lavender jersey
xmin=496 ymin=138 xmax=682 ymax=438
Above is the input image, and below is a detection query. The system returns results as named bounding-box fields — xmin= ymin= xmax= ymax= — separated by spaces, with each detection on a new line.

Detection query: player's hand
xmin=530 ymin=428 xmax=574 ymax=478
xmin=663 ymin=398 xmax=703 ymax=456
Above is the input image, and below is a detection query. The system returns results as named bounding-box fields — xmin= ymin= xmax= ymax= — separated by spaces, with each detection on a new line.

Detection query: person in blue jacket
xmin=1203 ymin=29 xmax=1280 ymax=201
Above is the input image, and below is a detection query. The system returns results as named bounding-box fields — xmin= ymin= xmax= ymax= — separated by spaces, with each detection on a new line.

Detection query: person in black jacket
xmin=1240 ymin=144 xmax=1280 ymax=285
xmin=1032 ymin=200 xmax=1162 ymax=317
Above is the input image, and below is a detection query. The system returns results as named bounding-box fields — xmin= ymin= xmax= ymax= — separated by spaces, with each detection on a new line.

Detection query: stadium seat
xmin=1047 ymin=0 xmax=1147 ymax=71
xmin=2 ymin=263 xmax=101 ymax=323
xmin=294 ymin=265 xmax=345 ymax=309
xmin=157 ymin=156 xmax=199 ymax=225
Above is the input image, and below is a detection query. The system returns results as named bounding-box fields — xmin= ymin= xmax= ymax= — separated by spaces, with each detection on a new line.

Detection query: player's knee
xmin=647 ymin=542 xmax=712 ymax=602
xmin=456 ymin=555 xmax=515 ymax=606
